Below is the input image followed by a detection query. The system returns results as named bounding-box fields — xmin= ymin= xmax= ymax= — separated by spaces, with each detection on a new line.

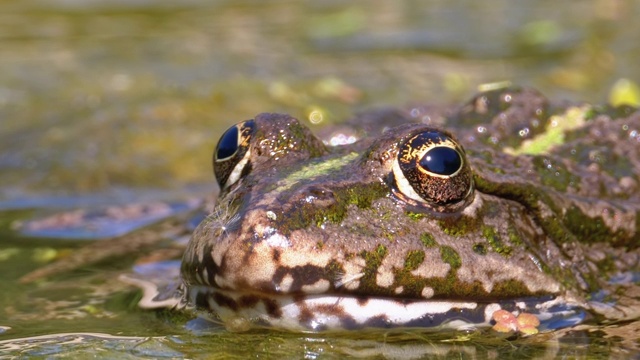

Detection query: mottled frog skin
xmin=181 ymin=87 xmax=640 ymax=332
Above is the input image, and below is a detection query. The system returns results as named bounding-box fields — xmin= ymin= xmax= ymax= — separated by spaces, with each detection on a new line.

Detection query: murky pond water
xmin=1 ymin=1 xmax=640 ymax=358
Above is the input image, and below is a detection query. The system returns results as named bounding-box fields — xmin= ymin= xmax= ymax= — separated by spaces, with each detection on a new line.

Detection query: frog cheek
xmin=213 ymin=119 xmax=256 ymax=190
xmin=392 ymin=130 xmax=474 ymax=210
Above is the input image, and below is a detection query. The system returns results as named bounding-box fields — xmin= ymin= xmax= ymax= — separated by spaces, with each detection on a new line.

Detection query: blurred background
xmin=1 ymin=0 xmax=639 ymax=205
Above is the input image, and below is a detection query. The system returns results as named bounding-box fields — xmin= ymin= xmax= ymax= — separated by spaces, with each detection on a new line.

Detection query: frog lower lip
xmin=186 ymin=286 xmax=585 ymax=332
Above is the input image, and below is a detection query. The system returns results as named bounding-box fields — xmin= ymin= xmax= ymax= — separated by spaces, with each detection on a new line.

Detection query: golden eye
xmin=392 ymin=129 xmax=473 ymax=211
xmin=213 ymin=120 xmax=255 ymax=190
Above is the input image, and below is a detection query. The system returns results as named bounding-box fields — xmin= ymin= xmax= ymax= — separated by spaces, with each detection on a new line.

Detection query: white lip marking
xmin=187 ymin=287 xmax=574 ymax=332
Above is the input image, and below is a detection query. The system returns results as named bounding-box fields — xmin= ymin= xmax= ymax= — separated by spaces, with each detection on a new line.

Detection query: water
xmin=1 ymin=0 xmax=639 ymax=358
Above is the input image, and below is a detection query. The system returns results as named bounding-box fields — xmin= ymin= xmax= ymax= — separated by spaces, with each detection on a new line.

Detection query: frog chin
xmin=185 ymin=285 xmax=587 ymax=333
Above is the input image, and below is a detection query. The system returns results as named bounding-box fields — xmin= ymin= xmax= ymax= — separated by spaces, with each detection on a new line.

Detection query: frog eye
xmin=392 ymin=130 xmax=473 ymax=210
xmin=213 ymin=120 xmax=255 ymax=190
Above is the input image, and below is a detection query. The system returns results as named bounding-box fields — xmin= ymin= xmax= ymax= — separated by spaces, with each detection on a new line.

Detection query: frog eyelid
xmin=213 ymin=120 xmax=255 ymax=190
xmin=221 ymin=149 xmax=251 ymax=189
xmin=392 ymin=159 xmax=428 ymax=203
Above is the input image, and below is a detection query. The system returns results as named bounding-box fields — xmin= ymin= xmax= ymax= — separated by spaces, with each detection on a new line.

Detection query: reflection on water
xmin=0 ymin=333 xmax=181 ymax=358
xmin=0 ymin=326 xmax=628 ymax=359
xmin=1 ymin=0 xmax=640 ymax=358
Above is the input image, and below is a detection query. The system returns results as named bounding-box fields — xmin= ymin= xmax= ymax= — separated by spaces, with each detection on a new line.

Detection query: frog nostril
xmin=307 ymin=186 xmax=335 ymax=201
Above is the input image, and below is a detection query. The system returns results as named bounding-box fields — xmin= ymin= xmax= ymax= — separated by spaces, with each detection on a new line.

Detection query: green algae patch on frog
xmin=419 ymin=232 xmax=437 ymax=248
xmin=439 ymin=245 xmax=462 ymax=270
xmin=275 ymin=152 xmax=360 ymax=193
xmin=506 ymin=226 xmax=524 ymax=247
xmin=275 ymin=181 xmax=390 ymax=234
xmin=356 ymin=244 xmax=389 ymax=291
xmin=437 ymin=215 xmax=481 ymax=237
xmin=504 ymin=105 xmax=588 ymax=156
xmin=482 ymin=225 xmax=513 ymax=257
xmin=403 ymin=250 xmax=426 ymax=271
xmin=562 ymin=204 xmax=636 ymax=247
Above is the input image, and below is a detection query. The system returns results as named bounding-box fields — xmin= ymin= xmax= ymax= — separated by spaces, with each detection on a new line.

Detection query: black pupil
xmin=419 ymin=147 xmax=461 ymax=175
xmin=216 ymin=125 xmax=239 ymax=160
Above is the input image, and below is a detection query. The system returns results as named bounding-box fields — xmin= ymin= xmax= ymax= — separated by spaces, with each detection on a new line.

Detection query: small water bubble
xmin=518 ymin=128 xmax=530 ymax=137
xmin=308 ymin=110 xmax=324 ymax=124
xmin=410 ymin=108 xmax=420 ymax=117
xmin=622 ymin=124 xmax=629 ymax=131
xmin=570 ymin=149 xmax=576 ymax=155
xmin=489 ymin=136 xmax=498 ymax=144
xmin=477 ymin=126 xmax=486 ymax=133
xmin=329 ymin=134 xmax=357 ymax=146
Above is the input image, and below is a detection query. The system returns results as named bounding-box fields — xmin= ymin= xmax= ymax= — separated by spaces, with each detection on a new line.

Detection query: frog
xmin=176 ymin=86 xmax=640 ymax=333
xmin=16 ymin=86 xmax=640 ymax=334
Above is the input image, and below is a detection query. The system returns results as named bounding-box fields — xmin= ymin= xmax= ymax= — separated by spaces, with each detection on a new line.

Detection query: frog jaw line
xmin=186 ymin=286 xmax=585 ymax=332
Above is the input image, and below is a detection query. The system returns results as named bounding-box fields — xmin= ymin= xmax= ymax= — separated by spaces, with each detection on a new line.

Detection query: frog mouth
xmin=185 ymin=286 xmax=586 ymax=333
